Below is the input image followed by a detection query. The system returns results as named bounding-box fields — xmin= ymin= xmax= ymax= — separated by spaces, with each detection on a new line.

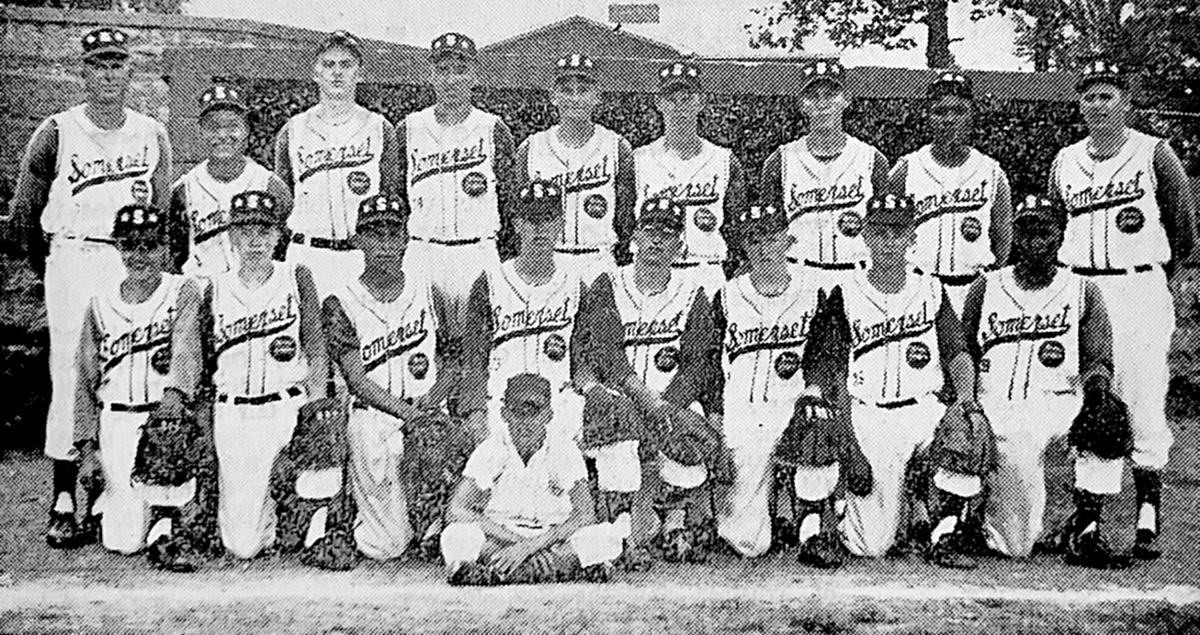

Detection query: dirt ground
xmin=2 ymin=418 xmax=1199 ymax=634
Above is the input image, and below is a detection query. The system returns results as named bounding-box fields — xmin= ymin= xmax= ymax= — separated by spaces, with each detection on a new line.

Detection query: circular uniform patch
xmin=906 ymin=341 xmax=931 ymax=369
xmin=130 ymin=180 xmax=150 ymax=203
xmin=347 ymin=171 xmax=372 ymax=196
xmin=960 ymin=216 xmax=983 ymax=242
xmin=543 ymin=334 xmax=567 ymax=361
xmin=584 ymin=194 xmax=608 ymax=220
xmin=654 ymin=346 xmax=679 ymax=373
xmin=461 ymin=171 xmax=488 ymax=198
xmin=774 ymin=351 xmax=800 ymax=379
xmin=150 ymin=345 xmax=171 ymax=375
xmin=269 ymin=335 xmax=298 ymax=362
xmin=1038 ymin=340 xmax=1065 ymax=368
xmin=1116 ymin=207 xmax=1145 ymax=234
xmin=837 ymin=211 xmax=863 ymax=237
xmin=694 ymin=208 xmax=718 ymax=232
xmin=408 ymin=352 xmax=430 ymax=379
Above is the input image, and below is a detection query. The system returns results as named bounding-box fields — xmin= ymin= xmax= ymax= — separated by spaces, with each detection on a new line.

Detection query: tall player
xmin=4 ymin=28 xmax=173 ymax=549
xmin=516 ymin=54 xmax=637 ymax=282
xmin=274 ymin=30 xmax=398 ymax=292
xmin=759 ymin=59 xmax=889 ymax=276
xmin=634 ymin=60 xmax=748 ymax=289
xmin=1050 ymin=59 xmax=1197 ymax=560
xmin=889 ymin=72 xmax=1012 ymax=311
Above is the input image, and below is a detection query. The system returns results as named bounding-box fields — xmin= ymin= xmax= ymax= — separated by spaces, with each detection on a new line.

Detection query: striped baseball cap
xmin=112 ymin=204 xmax=166 ymax=241
xmin=430 ymin=32 xmax=477 ymax=61
xmin=1077 ymin=58 xmax=1128 ymax=92
xmin=356 ymin=194 xmax=409 ymax=232
xmin=1014 ymin=194 xmax=1065 ymax=225
xmin=658 ymin=60 xmax=701 ymax=92
xmin=199 ymin=84 xmax=247 ymax=117
xmin=864 ymin=193 xmax=916 ymax=226
xmin=928 ymin=70 xmax=974 ymax=100
xmin=556 ymin=53 xmax=597 ymax=82
xmin=638 ymin=197 xmax=686 ymax=233
xmin=733 ymin=204 xmax=788 ymax=239
xmin=229 ymin=191 xmax=281 ymax=227
xmin=514 ymin=180 xmax=564 ymax=222
xmin=81 ymin=28 xmax=129 ymax=60
xmin=800 ymin=59 xmax=845 ymax=92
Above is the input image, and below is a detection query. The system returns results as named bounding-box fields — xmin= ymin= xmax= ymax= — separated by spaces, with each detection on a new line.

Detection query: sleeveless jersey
xmin=1053 ymin=129 xmax=1168 ymax=268
xmin=844 ymin=270 xmax=945 ymax=404
xmin=91 ymin=274 xmax=183 ymax=406
xmin=611 ymin=266 xmax=706 ymax=393
xmin=904 ymin=145 xmax=1003 ymax=275
xmin=404 ymin=107 xmax=500 ymax=240
xmin=780 ymin=135 xmax=877 ymax=265
xmin=43 ymin=105 xmax=163 ymax=238
xmin=633 ymin=138 xmax=732 ymax=263
xmin=286 ymin=105 xmax=385 ymax=240
xmin=174 ymin=159 xmax=274 ymax=277
xmin=975 ymin=268 xmax=1085 ymax=400
xmin=485 ymin=261 xmax=583 ymax=394
xmin=524 ymin=125 xmax=621 ymax=250
xmin=334 ymin=275 xmax=441 ymax=399
xmin=211 ymin=262 xmax=307 ymax=396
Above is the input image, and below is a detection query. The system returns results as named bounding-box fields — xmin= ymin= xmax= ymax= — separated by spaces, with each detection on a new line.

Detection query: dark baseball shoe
xmin=886 ymin=519 xmax=931 ymax=559
xmin=797 ymin=532 xmax=847 ymax=569
xmin=1131 ymin=529 xmax=1161 ymax=561
xmin=146 ymin=534 xmax=199 ymax=573
xmin=45 ymin=512 xmax=83 ymax=549
xmin=78 ymin=514 xmax=102 ymax=546
xmin=926 ymin=530 xmax=978 ymax=570
xmin=769 ymin=517 xmax=799 ymax=553
xmin=1064 ymin=530 xmax=1133 ymax=569
xmin=658 ymin=527 xmax=693 ymax=563
xmin=448 ymin=561 xmax=500 ymax=586
xmin=300 ymin=529 xmax=360 ymax=571
xmin=614 ymin=543 xmax=654 ymax=572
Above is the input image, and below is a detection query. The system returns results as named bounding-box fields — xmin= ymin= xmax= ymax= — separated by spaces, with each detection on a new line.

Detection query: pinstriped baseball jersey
xmin=211 ymin=262 xmax=307 ymax=395
xmin=633 ymin=138 xmax=732 ymax=263
xmin=286 ymin=106 xmax=385 ymax=240
xmin=90 ymin=274 xmax=183 ymax=405
xmin=780 ymin=135 xmax=877 ymax=265
xmin=334 ymin=276 xmax=440 ymax=398
xmin=1053 ymin=129 xmax=1168 ymax=268
xmin=611 ymin=266 xmax=706 ymax=393
xmin=404 ymin=107 xmax=500 ymax=241
xmin=904 ymin=145 xmax=1003 ymax=275
xmin=174 ymin=159 xmax=274 ymax=277
xmin=524 ymin=125 xmax=621 ymax=250
xmin=844 ymin=271 xmax=944 ymax=404
xmin=42 ymin=105 xmax=163 ymax=237
xmin=975 ymin=268 xmax=1085 ymax=400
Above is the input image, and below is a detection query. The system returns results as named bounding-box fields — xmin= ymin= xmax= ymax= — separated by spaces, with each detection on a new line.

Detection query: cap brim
xmin=638 ymin=219 xmax=684 ymax=233
xmin=1076 ymin=75 xmax=1127 ymax=92
xmin=199 ymin=102 xmax=248 ymax=117
xmin=430 ymin=50 xmax=476 ymax=62
xmin=555 ymin=71 xmax=597 ymax=83
xmin=84 ymin=47 xmax=129 ymax=60
xmin=356 ymin=218 xmax=406 ymax=232
xmin=229 ymin=215 xmax=279 ymax=227
xmin=659 ymin=78 xmax=701 ymax=93
xmin=801 ymin=76 xmax=843 ymax=92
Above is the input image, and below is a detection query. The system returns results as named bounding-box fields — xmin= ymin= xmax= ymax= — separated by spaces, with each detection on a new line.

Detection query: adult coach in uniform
xmin=516 ymin=54 xmax=637 ymax=282
xmin=634 ymin=60 xmax=747 ymax=289
xmin=759 ymin=59 xmax=889 ymax=276
xmin=400 ymin=32 xmax=515 ymax=302
xmin=274 ymin=30 xmax=398 ymax=292
xmin=1050 ymin=59 xmax=1197 ymax=559
xmin=4 ymin=27 xmax=173 ymax=548
xmin=889 ymin=72 xmax=1012 ymax=311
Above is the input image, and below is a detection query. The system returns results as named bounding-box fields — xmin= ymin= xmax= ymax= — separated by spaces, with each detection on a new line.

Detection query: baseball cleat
xmin=614 ymin=543 xmax=654 ymax=572
xmin=926 ymin=531 xmax=978 ymax=570
xmin=797 ymin=532 xmax=847 ymax=569
xmin=300 ymin=529 xmax=360 ymax=571
xmin=1131 ymin=529 xmax=1161 ymax=561
xmin=658 ymin=527 xmax=694 ymax=563
xmin=448 ymin=562 xmax=500 ymax=586
xmin=1064 ymin=530 xmax=1133 ymax=569
xmin=146 ymin=535 xmax=200 ymax=573
xmin=45 ymin=512 xmax=84 ymax=550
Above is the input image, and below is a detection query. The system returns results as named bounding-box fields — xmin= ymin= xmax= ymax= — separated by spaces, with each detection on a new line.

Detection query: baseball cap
xmin=1013 ymin=194 xmax=1066 ymax=225
xmin=112 ymin=204 xmax=166 ymax=242
xmin=733 ymin=204 xmax=788 ymax=239
xmin=198 ymin=84 xmax=247 ymax=118
xmin=638 ymin=197 xmax=686 ymax=234
xmin=864 ymin=193 xmax=916 ymax=227
xmin=356 ymin=194 xmax=409 ymax=232
xmin=503 ymin=373 xmax=552 ymax=418
xmin=228 ymin=191 xmax=281 ymax=227
xmin=800 ymin=59 xmax=845 ymax=93
xmin=1077 ymin=58 xmax=1128 ymax=92
xmin=555 ymin=54 xmax=597 ymax=83
xmin=658 ymin=60 xmax=701 ymax=93
xmin=316 ymin=30 xmax=363 ymax=62
xmin=81 ymin=28 xmax=129 ymax=61
xmin=430 ymin=32 xmax=478 ymax=62
xmin=927 ymin=70 xmax=974 ymax=100
xmin=513 ymin=180 xmax=564 ymax=223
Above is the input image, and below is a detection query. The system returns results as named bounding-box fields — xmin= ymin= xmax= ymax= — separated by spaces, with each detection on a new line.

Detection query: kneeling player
xmin=441 ymin=373 xmax=622 ymax=585
xmin=962 ymin=195 xmax=1131 ymax=568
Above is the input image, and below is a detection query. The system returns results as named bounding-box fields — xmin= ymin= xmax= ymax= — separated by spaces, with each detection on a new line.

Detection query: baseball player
xmin=888 ymin=72 xmax=1012 ymax=312
xmin=1049 ymin=59 xmax=1197 ymax=560
xmin=441 ymin=373 xmax=623 ymax=585
xmin=758 ymin=59 xmax=889 ymax=277
xmin=961 ymin=194 xmax=1131 ymax=567
xmin=3 ymin=27 xmax=173 ymax=549
xmin=171 ymin=84 xmax=292 ymax=277
xmin=400 ymin=32 xmax=515 ymax=303
xmin=634 ymin=60 xmax=748 ymax=289
xmin=163 ymin=191 xmax=329 ymax=559
xmin=273 ymin=30 xmax=399 ymax=293
xmin=515 ymin=53 xmax=637 ymax=282
xmin=322 ymin=193 xmax=457 ymax=560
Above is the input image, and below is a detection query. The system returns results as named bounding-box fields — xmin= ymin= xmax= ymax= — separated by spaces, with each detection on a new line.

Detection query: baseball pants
xmin=212 ymin=394 xmax=301 ymax=559
xmin=440 ymin=519 xmax=624 ymax=572
xmin=43 ymin=238 xmax=124 ymax=461
xmin=406 ymin=239 xmax=501 ymax=307
xmin=717 ymin=402 xmax=792 ymax=557
xmin=347 ymin=407 xmax=412 ymax=560
xmin=287 ymin=244 xmax=363 ymax=297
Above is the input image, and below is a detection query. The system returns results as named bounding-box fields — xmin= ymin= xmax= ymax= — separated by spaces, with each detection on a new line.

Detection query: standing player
xmin=400 ymin=32 xmax=515 ymax=303
xmin=274 ymin=30 xmax=398 ymax=293
xmin=516 ymin=54 xmax=637 ymax=282
xmin=172 ymin=84 xmax=292 ymax=277
xmin=4 ymin=27 xmax=173 ymax=548
xmin=1050 ymin=59 xmax=1197 ymax=559
xmin=759 ymin=59 xmax=889 ymax=276
xmin=889 ymin=72 xmax=1012 ymax=311
xmin=634 ymin=60 xmax=748 ymax=289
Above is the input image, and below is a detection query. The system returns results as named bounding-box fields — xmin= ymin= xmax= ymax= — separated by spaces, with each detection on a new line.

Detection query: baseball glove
xmin=657 ymin=408 xmax=720 ymax=467
xmin=929 ymin=403 xmax=998 ymax=477
xmin=131 ymin=410 xmax=201 ymax=488
xmin=1069 ymin=381 xmax=1133 ymax=460
xmin=776 ymin=394 xmax=841 ymax=468
xmin=288 ymin=397 xmax=349 ymax=471
xmin=580 ymin=386 xmax=642 ymax=450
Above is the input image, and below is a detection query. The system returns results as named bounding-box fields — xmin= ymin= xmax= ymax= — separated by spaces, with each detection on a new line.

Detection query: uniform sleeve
xmin=663 ymin=290 xmax=723 ymax=414
xmin=296 ymin=264 xmax=329 ymax=397
xmin=1047 ymin=152 xmax=1065 ymax=207
xmin=572 ymin=273 xmax=633 ymax=387
xmin=167 ymin=181 xmax=190 ymax=274
xmin=959 ymin=277 xmax=987 ymax=363
xmin=266 ymin=173 xmax=294 ymax=261
xmin=758 ymin=148 xmax=784 ymax=209
xmin=934 ymin=287 xmax=968 ymax=366
xmin=273 ymin=124 xmax=294 ymax=191
xmin=462 ymin=438 xmax=504 ymax=491
xmin=379 ymin=119 xmax=401 ymax=198
xmin=1153 ymin=140 xmax=1197 ymax=265
xmin=871 ymin=148 xmax=891 ymax=194
xmin=1079 ymin=280 xmax=1115 ymax=386
xmin=321 ymin=295 xmax=361 ymax=360
xmin=723 ymin=155 xmax=749 ymax=278
xmin=493 ymin=120 xmax=518 ymax=262
xmin=990 ymin=170 xmax=1013 ymax=268
xmin=613 ymin=138 xmax=638 ymax=267
xmin=458 ymin=273 xmax=495 ymax=412
xmin=73 ymin=303 xmax=103 ymax=446
xmin=165 ymin=278 xmax=206 ymax=399
xmin=150 ymin=124 xmax=174 ymax=212
xmin=394 ymin=119 xmax=409 ymax=204
xmin=3 ymin=119 xmax=57 ymax=255
xmin=886 ymin=157 xmax=909 ymax=196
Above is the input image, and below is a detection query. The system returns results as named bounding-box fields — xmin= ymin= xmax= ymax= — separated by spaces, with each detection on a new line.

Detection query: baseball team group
xmin=3 ymin=23 xmax=1195 ymax=585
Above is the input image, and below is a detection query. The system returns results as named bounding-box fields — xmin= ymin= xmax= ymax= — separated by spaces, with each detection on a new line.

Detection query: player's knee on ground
xmin=440 ymin=522 xmax=486 ymax=572
xmin=99 ymin=497 xmax=150 ymax=555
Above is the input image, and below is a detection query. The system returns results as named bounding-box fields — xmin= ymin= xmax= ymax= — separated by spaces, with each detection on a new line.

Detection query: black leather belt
xmin=934 ymin=272 xmax=980 ymax=286
xmin=556 ymin=246 xmax=602 ymax=255
xmin=218 ymin=385 xmax=303 ymax=406
xmin=877 ymin=397 xmax=918 ymax=410
xmin=1071 ymin=264 xmax=1157 ymax=277
xmin=416 ymin=236 xmax=483 ymax=247
xmin=291 ymin=233 xmax=354 ymax=251
xmin=107 ymin=401 xmax=159 ymax=413
xmin=49 ymin=234 xmax=115 ymax=245
xmin=673 ymin=260 xmax=723 ymax=269
xmin=803 ymin=259 xmax=860 ymax=271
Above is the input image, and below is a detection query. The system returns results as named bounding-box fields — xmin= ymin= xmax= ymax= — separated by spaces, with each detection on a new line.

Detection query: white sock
xmin=1078 ymin=521 xmax=1098 ymax=537
xmin=304 ymin=507 xmax=329 ymax=548
xmin=797 ymin=513 xmax=821 ymax=544
xmin=53 ymin=492 xmax=75 ymax=515
xmin=146 ymin=517 xmax=173 ymax=544
xmin=833 ymin=499 xmax=847 ymax=517
xmin=930 ymin=515 xmax=958 ymax=544
xmin=1138 ymin=503 xmax=1158 ymax=533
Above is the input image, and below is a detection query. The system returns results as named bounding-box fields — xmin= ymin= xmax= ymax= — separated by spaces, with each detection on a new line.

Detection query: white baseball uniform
xmin=173 ymin=159 xmax=274 ymax=277
xmin=1052 ymin=129 xmax=1174 ymax=470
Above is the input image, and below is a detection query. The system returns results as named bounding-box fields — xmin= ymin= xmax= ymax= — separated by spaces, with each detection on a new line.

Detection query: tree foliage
xmin=6 ymin=0 xmax=187 ymax=12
